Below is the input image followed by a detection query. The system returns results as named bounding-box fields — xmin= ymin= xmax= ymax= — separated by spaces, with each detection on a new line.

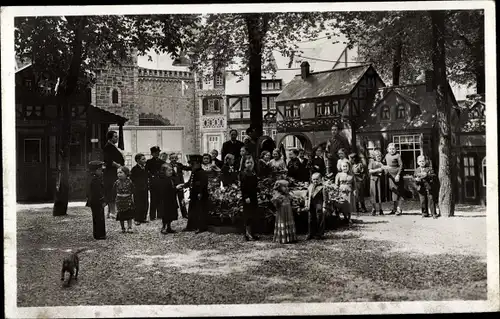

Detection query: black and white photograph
xmin=1 ymin=1 xmax=498 ymax=317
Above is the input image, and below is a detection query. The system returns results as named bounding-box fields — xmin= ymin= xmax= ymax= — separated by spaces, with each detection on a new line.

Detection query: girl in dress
xmin=272 ymin=179 xmax=297 ymax=244
xmin=239 ymin=155 xmax=259 ymax=241
xmin=383 ymin=143 xmax=404 ymax=215
xmin=269 ymin=148 xmax=287 ymax=176
xmin=335 ymin=161 xmax=357 ymax=223
xmin=202 ymin=153 xmax=221 ymax=189
xmin=221 ymin=154 xmax=239 ymax=187
xmin=336 ymin=148 xmax=349 ymax=173
xmin=350 ymin=153 xmax=368 ymax=214
xmin=159 ymin=163 xmax=179 ymax=234
xmin=113 ymin=166 xmax=135 ymax=233
xmin=258 ymin=150 xmax=272 ymax=178
xmin=368 ymin=149 xmax=385 ymax=215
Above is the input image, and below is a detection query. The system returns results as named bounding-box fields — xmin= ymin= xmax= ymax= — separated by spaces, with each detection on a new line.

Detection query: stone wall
xmin=94 ymin=58 xmax=139 ymax=126
xmin=137 ymin=68 xmax=197 ymax=155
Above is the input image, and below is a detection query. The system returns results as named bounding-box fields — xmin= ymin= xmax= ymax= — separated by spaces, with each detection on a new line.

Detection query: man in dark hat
xmin=146 ymin=146 xmax=166 ymax=221
xmin=86 ymin=161 xmax=106 ymax=240
xmin=178 ymin=154 xmax=209 ymax=233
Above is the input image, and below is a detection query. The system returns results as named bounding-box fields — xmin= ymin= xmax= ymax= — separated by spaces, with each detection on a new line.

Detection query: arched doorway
xmin=276 ymin=133 xmax=313 ymax=161
xmin=256 ymin=135 xmax=276 ymax=160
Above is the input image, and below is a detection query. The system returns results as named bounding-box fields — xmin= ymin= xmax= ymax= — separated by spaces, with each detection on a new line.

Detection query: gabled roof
xmin=275 ymin=64 xmax=374 ymax=103
xmin=358 ymin=82 xmax=459 ymax=132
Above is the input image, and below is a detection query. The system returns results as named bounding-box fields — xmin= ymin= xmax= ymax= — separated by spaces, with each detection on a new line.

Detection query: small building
xmin=274 ymin=62 xmax=386 ymax=153
xmin=454 ymin=94 xmax=486 ymax=205
xmin=15 ymin=64 xmax=128 ymax=202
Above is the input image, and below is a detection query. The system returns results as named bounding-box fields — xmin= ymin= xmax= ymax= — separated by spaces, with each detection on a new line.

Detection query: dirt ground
xmin=16 ymin=201 xmax=487 ymax=306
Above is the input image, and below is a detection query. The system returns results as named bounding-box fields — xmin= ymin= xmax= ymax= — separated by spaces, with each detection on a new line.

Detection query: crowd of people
xmin=86 ymin=123 xmax=440 ymax=244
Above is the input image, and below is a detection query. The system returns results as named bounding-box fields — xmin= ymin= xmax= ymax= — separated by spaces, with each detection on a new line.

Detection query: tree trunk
xmin=246 ymin=14 xmax=264 ymax=138
xmin=392 ymin=36 xmax=403 ymax=86
xmin=53 ymin=17 xmax=86 ymax=216
xmin=431 ymin=10 xmax=454 ymax=217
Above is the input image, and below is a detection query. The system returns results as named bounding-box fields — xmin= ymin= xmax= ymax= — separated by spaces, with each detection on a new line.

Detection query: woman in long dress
xmin=272 ymin=180 xmax=297 ymax=244
xmin=269 ymin=148 xmax=287 ymax=178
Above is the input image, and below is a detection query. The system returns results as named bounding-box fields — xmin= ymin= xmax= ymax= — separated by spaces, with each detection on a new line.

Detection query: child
xmin=159 ymin=163 xmax=179 ymax=233
xmin=305 ymin=172 xmax=328 ymax=240
xmin=335 ymin=161 xmax=357 ymax=223
xmin=272 ymin=179 xmax=297 ymax=244
xmin=86 ymin=161 xmax=107 ymax=240
xmin=221 ymin=154 xmax=239 ymax=187
xmin=287 ymin=149 xmax=301 ymax=181
xmin=269 ymin=148 xmax=287 ymax=175
xmin=239 ymin=156 xmax=259 ymax=241
xmin=202 ymin=153 xmax=221 ymax=189
xmin=309 ymin=146 xmax=326 ymax=178
xmin=297 ymin=149 xmax=310 ymax=182
xmin=131 ymin=153 xmax=149 ymax=225
xmin=211 ymin=149 xmax=224 ymax=169
xmin=258 ymin=150 xmax=272 ymax=178
xmin=368 ymin=149 xmax=385 ymax=215
xmin=414 ymin=155 xmax=438 ymax=218
xmin=112 ymin=166 xmax=135 ymax=233
xmin=169 ymin=152 xmax=190 ymax=219
xmin=383 ymin=143 xmax=403 ymax=215
xmin=159 ymin=152 xmax=169 ymax=162
xmin=336 ymin=148 xmax=349 ymax=174
xmin=350 ymin=153 xmax=368 ymax=214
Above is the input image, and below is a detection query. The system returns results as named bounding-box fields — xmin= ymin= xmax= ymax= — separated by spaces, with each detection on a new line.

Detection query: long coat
xmin=159 ymin=175 xmax=179 ymax=224
xmin=103 ymin=142 xmax=125 ymax=203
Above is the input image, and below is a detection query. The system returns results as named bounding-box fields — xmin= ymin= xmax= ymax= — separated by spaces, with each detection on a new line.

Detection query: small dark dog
xmin=61 ymin=248 xmax=85 ymax=287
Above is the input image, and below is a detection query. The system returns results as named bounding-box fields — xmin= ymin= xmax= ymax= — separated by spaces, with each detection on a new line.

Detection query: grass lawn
xmin=16 ymin=201 xmax=487 ymax=306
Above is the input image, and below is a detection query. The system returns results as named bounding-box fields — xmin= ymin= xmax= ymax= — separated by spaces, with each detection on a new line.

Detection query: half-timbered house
xmin=274 ymin=62 xmax=386 ymax=153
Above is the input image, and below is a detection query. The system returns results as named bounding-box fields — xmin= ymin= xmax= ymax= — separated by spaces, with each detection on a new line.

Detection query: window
xmin=262 ymin=80 xmax=282 ymax=91
xmin=24 ymin=139 xmax=41 ymax=163
xmin=271 ymin=130 xmax=277 ymax=140
xmin=396 ymin=104 xmax=405 ymax=119
xmin=203 ymin=98 xmax=223 ymax=115
xmin=274 ymin=81 xmax=281 ymax=90
xmin=316 ymin=102 xmax=334 ymax=117
xmin=365 ymin=139 xmax=382 ymax=158
xmin=25 ymin=105 xmax=43 ymax=118
xmin=285 ymin=104 xmax=300 ymax=118
xmin=392 ymin=135 xmax=421 ymax=174
xmin=112 ymin=89 xmax=119 ymax=104
xmin=214 ymin=73 xmax=224 ymax=86
xmin=24 ymin=79 xmax=32 ymax=89
xmin=482 ymin=157 xmax=486 ymax=187
xmin=269 ymin=96 xmax=276 ymax=110
xmin=240 ymin=131 xmax=246 ymax=141
xmin=463 ymin=155 xmax=476 ymax=198
xmin=206 ymin=135 xmax=220 ymax=154
xmin=242 ymin=97 xmax=250 ymax=119
xmin=381 ymin=105 xmax=390 ymax=120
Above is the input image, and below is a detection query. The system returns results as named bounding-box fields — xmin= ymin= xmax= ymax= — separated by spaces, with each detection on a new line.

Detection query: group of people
xmin=86 ymin=123 xmax=440 ymax=244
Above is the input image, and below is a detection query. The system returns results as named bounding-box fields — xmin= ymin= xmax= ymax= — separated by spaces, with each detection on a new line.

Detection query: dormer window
xmin=396 ymin=104 xmax=405 ymax=119
xmin=262 ymin=79 xmax=282 ymax=91
xmin=381 ymin=105 xmax=390 ymax=120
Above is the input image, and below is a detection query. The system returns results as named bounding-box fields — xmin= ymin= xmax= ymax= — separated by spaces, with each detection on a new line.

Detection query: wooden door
xmin=17 ymin=132 xmax=47 ymax=201
xmin=462 ymin=153 xmax=480 ymax=204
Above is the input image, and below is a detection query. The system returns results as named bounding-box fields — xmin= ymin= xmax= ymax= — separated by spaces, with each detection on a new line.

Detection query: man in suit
xmin=325 ymin=123 xmax=351 ymax=176
xmin=146 ymin=146 xmax=165 ymax=221
xmin=221 ymin=129 xmax=244 ymax=170
xmin=103 ymin=130 xmax=125 ymax=219
xmin=169 ymin=152 xmax=191 ymax=219
xmin=178 ymin=155 xmax=209 ymax=234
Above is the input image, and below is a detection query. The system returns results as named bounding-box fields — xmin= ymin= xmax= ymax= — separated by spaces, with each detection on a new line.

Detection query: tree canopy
xmin=332 ymin=10 xmax=484 ymax=92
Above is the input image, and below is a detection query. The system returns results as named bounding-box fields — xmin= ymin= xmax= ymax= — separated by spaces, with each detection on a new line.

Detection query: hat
xmin=150 ymin=146 xmax=161 ymax=153
xmin=187 ymin=154 xmax=203 ymax=164
xmin=88 ymin=160 xmax=104 ymax=171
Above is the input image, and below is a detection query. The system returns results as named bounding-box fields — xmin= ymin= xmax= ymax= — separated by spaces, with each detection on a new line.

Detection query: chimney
xmin=425 ymin=70 xmax=434 ymax=92
xmin=301 ymin=61 xmax=310 ymax=79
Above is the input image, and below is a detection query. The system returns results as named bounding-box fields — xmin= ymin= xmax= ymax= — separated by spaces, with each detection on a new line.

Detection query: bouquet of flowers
xmin=323 ymin=179 xmax=344 ymax=205
xmin=208 ymin=183 xmax=242 ymax=222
